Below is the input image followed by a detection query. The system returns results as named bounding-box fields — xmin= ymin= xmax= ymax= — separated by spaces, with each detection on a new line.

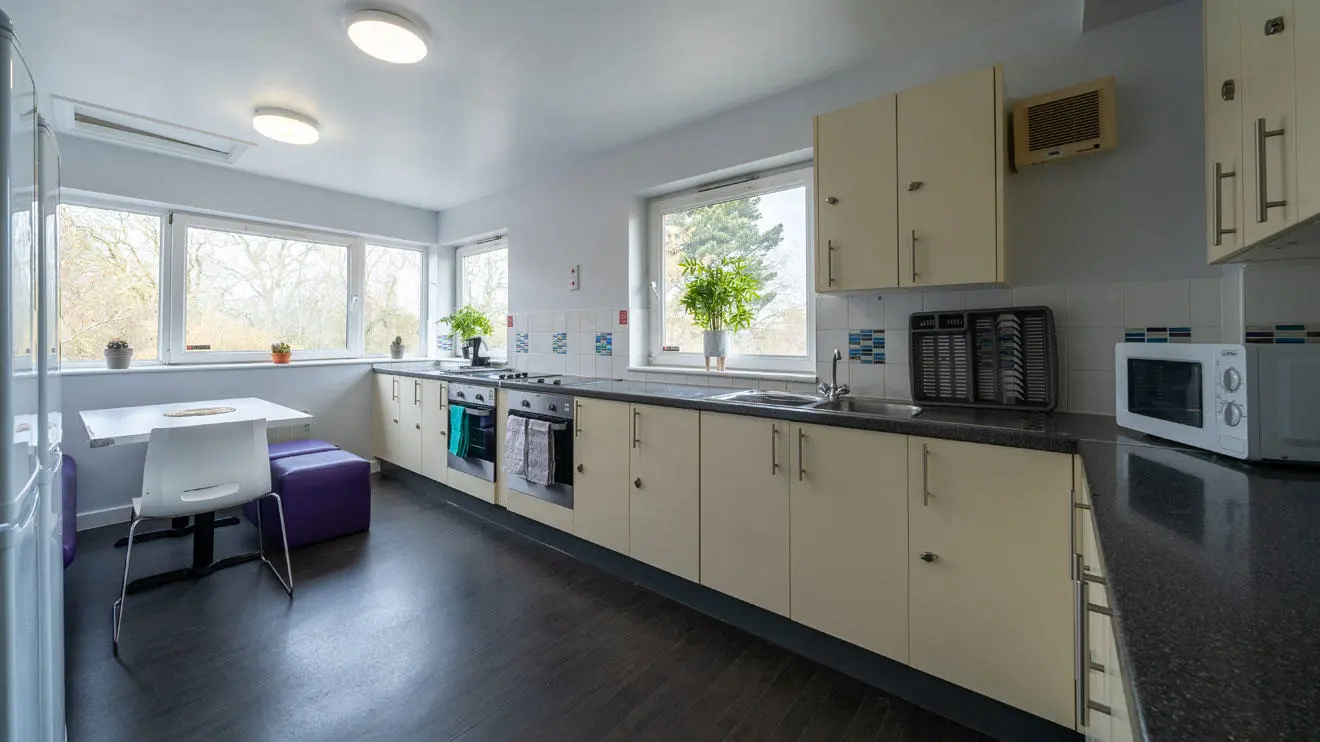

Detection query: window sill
xmin=61 ymin=356 xmax=431 ymax=377
xmin=629 ymin=365 xmax=816 ymax=384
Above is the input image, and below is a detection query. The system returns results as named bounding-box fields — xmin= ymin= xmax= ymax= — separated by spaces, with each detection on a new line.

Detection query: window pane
xmin=58 ymin=204 xmax=160 ymax=362
xmin=662 ymin=186 xmax=808 ymax=357
xmin=458 ymin=247 xmax=508 ymax=355
xmin=184 ymin=226 xmax=348 ymax=352
xmin=364 ymin=245 xmax=423 ymax=356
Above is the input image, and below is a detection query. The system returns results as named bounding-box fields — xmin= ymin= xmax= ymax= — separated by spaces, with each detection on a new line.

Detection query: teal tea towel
xmin=448 ymin=404 xmax=470 ymax=457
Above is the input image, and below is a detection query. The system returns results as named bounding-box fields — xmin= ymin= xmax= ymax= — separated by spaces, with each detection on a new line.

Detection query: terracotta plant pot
xmin=104 ymin=347 xmax=133 ymax=370
xmin=271 ymin=352 xmax=292 ymax=364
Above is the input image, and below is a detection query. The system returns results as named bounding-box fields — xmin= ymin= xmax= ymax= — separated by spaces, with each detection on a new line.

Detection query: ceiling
xmin=9 ymin=0 xmax=1056 ymax=211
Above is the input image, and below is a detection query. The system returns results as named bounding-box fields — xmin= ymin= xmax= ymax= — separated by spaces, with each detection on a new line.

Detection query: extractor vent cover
xmin=1012 ymin=76 xmax=1117 ymax=169
xmin=50 ymin=97 xmax=253 ymax=164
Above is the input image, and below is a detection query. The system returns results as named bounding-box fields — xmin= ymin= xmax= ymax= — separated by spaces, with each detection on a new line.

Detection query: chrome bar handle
xmin=826 ymin=239 xmax=837 ymax=286
xmin=1069 ymin=488 xmax=1078 ymax=578
xmin=392 ymin=377 xmax=398 ymax=401
xmin=1076 ymin=552 xmax=1088 ymax=728
xmin=632 ymin=408 xmax=640 ymax=449
xmin=921 ymin=443 xmax=930 ymax=506
xmin=797 ymin=429 xmax=806 ymax=482
xmin=414 ymin=380 xmax=420 ymax=405
xmin=1214 ymin=162 xmax=1238 ymax=246
xmin=910 ymin=229 xmax=919 ymax=284
xmin=574 ymin=401 xmax=581 ymax=437
xmin=1256 ymin=117 xmax=1288 ymax=223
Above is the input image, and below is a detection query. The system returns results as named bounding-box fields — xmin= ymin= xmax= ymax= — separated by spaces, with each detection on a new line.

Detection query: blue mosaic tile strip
xmin=847 ymin=329 xmax=886 ymax=365
xmin=1125 ymin=327 xmax=1194 ymax=344
xmin=437 ymin=334 xmax=454 ymax=352
xmin=1245 ymin=324 xmax=1320 ymax=344
xmin=552 ymin=332 xmax=568 ymax=355
xmin=594 ymin=332 xmax=613 ymax=356
xmin=514 ymin=333 xmax=529 ymax=354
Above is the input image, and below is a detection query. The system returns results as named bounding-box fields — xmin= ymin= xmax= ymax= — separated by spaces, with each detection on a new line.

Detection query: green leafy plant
xmin=677 ymin=255 xmax=762 ymax=333
xmin=270 ymin=341 xmax=292 ymax=354
xmin=105 ymin=337 xmax=130 ymax=350
xmin=439 ymin=305 xmax=496 ymax=340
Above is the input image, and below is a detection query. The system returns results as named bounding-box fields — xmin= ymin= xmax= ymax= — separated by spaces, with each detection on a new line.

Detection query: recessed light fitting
xmin=252 ymin=108 xmax=320 ymax=145
xmin=347 ymin=9 xmax=428 ymax=64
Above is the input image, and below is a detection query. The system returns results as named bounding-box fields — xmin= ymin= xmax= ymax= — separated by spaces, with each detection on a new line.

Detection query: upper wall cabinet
xmin=1206 ymin=0 xmax=1320 ymax=262
xmin=814 ymin=64 xmax=1006 ymax=292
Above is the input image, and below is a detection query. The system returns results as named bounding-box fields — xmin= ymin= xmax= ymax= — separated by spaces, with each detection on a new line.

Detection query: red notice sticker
xmin=619 ymin=310 xmax=628 ymax=326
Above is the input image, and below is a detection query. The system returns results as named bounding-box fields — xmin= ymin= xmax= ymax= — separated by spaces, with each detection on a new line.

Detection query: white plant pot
xmin=104 ymin=347 xmax=133 ymax=370
xmin=390 ymin=344 xmax=405 ymax=359
xmin=703 ymin=330 xmax=730 ymax=371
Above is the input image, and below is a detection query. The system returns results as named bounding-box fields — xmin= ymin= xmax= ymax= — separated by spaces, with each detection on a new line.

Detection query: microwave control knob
xmin=1222 ymin=368 xmax=1243 ymax=392
xmin=1223 ymin=402 xmax=1243 ymax=427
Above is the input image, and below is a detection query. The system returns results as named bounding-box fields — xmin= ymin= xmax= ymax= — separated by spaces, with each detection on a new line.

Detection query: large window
xmin=58 ymin=204 xmax=162 ymax=362
xmin=649 ymin=166 xmax=813 ymax=371
xmin=364 ymin=244 xmax=425 ymax=356
xmin=455 ymin=238 xmax=509 ymax=357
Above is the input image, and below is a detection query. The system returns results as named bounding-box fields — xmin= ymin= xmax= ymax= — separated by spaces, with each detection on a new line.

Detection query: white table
xmin=78 ymin=397 xmax=312 ymax=448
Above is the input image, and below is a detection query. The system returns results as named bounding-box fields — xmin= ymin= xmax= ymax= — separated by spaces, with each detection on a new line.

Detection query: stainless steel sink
xmin=709 ymin=389 xmax=824 ymax=408
xmin=809 ymin=397 xmax=922 ymax=418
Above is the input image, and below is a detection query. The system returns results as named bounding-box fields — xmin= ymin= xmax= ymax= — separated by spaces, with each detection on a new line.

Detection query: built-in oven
xmin=447 ymin=383 xmax=497 ymax=481
xmin=505 ymin=389 xmax=574 ymax=509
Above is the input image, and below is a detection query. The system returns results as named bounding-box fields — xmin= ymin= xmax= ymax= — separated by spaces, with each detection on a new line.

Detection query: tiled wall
xmin=1243 ymin=261 xmax=1320 ymax=343
xmin=816 ymin=277 xmax=1232 ymax=416
xmin=508 ymin=309 xmax=634 ymax=378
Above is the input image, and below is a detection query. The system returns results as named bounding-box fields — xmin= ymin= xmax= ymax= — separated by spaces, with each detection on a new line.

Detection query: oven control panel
xmin=448 ymin=383 xmax=494 ymax=407
xmin=506 ymin=390 xmax=574 ymax=420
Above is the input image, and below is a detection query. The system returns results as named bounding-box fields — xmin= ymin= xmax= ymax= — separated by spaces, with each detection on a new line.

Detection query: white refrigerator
xmin=1 ymin=8 xmax=66 ymax=742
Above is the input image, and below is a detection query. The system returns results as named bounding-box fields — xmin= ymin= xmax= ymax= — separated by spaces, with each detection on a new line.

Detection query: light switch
xmin=569 ymin=264 xmax=580 ymax=291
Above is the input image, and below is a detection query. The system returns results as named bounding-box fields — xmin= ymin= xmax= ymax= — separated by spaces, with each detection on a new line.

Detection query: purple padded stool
xmin=268 ymin=439 xmax=339 ymax=461
xmin=243 ymin=449 xmax=371 ymax=550
xmin=62 ymin=454 xmax=77 ymax=567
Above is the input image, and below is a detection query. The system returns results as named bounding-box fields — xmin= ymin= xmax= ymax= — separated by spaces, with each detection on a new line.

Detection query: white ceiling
xmin=9 ymin=0 xmax=1055 ymax=211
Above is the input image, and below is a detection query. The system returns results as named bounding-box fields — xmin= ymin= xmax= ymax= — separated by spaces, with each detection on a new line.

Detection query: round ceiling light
xmin=347 ymin=9 xmax=428 ymax=64
xmin=252 ymin=108 xmax=320 ymax=145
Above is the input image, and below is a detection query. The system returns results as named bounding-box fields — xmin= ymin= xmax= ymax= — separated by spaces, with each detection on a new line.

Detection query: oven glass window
xmin=1127 ymin=358 xmax=1204 ymax=427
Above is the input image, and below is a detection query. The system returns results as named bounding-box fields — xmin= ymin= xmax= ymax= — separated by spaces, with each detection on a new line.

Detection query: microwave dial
xmin=1223 ymin=402 xmax=1244 ymax=427
xmin=1222 ymin=367 xmax=1243 ymax=393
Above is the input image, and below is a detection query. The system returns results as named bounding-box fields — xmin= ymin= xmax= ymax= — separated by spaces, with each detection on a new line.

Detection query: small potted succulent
xmin=389 ymin=335 xmax=406 ymax=359
xmin=270 ymin=341 xmax=292 ymax=364
xmin=104 ymin=337 xmax=133 ymax=370
xmin=677 ymin=254 xmax=762 ymax=372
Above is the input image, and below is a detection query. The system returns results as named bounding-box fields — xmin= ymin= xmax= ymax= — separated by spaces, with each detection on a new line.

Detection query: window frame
xmin=364 ymin=240 xmax=430 ymax=358
xmin=647 ymin=165 xmax=816 ymax=373
xmin=453 ymin=236 xmax=509 ymax=361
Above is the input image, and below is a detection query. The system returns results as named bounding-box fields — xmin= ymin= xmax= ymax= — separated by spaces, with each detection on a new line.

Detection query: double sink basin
xmin=708 ymin=389 xmax=922 ymax=419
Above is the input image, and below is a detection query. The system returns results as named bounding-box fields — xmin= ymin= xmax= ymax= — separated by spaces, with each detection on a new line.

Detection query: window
xmin=649 ymin=166 xmax=814 ymax=371
xmin=364 ymin=244 xmax=425 ymax=356
xmin=454 ymin=238 xmax=509 ymax=357
xmin=58 ymin=204 xmax=162 ymax=362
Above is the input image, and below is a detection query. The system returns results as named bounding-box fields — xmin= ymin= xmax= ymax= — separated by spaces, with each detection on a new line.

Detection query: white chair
xmin=113 ymin=418 xmax=293 ymax=652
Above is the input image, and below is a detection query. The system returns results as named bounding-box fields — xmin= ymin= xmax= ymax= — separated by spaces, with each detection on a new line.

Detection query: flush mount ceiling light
xmin=252 ymin=108 xmax=320 ymax=145
xmin=346 ymin=9 xmax=428 ymax=64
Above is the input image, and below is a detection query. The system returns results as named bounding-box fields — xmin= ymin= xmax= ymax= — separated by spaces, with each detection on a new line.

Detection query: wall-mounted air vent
xmin=1012 ymin=76 xmax=1117 ymax=170
xmin=50 ymin=96 xmax=254 ymax=164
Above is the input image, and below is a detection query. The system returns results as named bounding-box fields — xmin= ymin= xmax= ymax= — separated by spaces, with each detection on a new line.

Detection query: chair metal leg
xmin=258 ymin=493 xmax=294 ymax=597
xmin=112 ymin=517 xmax=144 ymax=654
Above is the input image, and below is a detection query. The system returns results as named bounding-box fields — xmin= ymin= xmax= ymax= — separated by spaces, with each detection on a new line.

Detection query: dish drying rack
xmin=909 ymin=306 xmax=1059 ymax=411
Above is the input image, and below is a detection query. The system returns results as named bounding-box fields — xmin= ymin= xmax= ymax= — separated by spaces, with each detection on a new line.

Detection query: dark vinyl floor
xmin=64 ymin=476 xmax=994 ymax=742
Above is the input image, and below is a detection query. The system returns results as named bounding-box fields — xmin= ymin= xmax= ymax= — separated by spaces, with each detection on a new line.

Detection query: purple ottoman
xmin=62 ymin=454 xmax=77 ymax=567
xmin=243 ymin=449 xmax=371 ymax=550
xmin=269 ymin=439 xmax=339 ymax=461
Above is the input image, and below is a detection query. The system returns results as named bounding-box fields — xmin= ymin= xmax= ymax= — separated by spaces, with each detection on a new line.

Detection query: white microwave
xmin=1115 ymin=343 xmax=1320 ymax=462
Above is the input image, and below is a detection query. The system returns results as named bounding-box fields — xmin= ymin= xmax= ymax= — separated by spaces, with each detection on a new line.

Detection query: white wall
xmin=63 ymin=363 xmax=375 ymax=528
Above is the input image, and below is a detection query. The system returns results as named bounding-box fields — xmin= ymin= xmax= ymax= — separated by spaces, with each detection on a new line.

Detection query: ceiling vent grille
xmin=51 ymin=97 xmax=253 ymax=164
xmin=1012 ymin=76 xmax=1117 ymax=170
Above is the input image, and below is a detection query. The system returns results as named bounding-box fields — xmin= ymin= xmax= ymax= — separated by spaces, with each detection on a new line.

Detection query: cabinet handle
xmin=909 ymin=229 xmax=919 ymax=284
xmin=1083 ymin=573 xmax=1107 ymax=586
xmin=1076 ymin=560 xmax=1089 ymax=728
xmin=826 ymin=240 xmax=837 ymax=286
xmin=414 ymin=380 xmax=420 ymax=405
xmin=1087 ymin=701 xmax=1113 ymax=716
xmin=1256 ymin=117 xmax=1288 ymax=223
xmin=632 ymin=409 xmax=640 ymax=449
xmin=574 ymin=401 xmax=581 ymax=437
xmin=770 ymin=425 xmax=779 ymax=475
xmin=1069 ymin=489 xmax=1078 ymax=578
xmin=633 ymin=477 xmax=641 ymax=489
xmin=918 ymin=551 xmax=937 ymax=563
xmin=797 ymin=429 xmax=806 ymax=481
xmin=392 ymin=377 xmax=398 ymax=401
xmin=1214 ymin=162 xmax=1238 ymax=246
xmin=920 ymin=443 xmax=931 ymax=506
xmin=576 ymin=463 xmax=584 ymax=473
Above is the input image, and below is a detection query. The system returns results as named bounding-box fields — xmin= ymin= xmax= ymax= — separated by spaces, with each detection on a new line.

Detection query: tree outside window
xmin=364 ymin=245 xmax=423 ymax=356
xmin=456 ymin=244 xmax=508 ymax=355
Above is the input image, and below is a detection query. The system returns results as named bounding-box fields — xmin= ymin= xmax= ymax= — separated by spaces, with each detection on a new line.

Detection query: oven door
xmin=507 ymin=411 xmax=574 ymax=509
xmin=448 ymin=404 xmax=497 ymax=481
xmin=1115 ymin=343 xmax=1219 ymax=451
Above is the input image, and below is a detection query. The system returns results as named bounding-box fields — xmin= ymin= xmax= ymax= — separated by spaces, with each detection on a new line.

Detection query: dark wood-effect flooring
xmin=64 ymin=476 xmax=994 ymax=742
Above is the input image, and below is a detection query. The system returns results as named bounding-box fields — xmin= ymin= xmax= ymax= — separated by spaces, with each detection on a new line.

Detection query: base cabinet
xmin=572 ymin=398 xmax=631 ymax=554
xmin=372 ymin=374 xmax=401 ymax=464
xmin=789 ymin=423 xmax=909 ymax=661
xmin=628 ymin=404 xmax=700 ymax=582
xmin=908 ymin=437 xmax=1074 ymax=729
xmin=396 ymin=377 xmax=423 ymax=473
xmin=419 ymin=379 xmax=448 ymax=485
xmin=699 ymin=412 xmax=790 ymax=616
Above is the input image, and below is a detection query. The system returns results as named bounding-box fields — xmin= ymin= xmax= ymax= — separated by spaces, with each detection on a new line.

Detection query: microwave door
xmin=1127 ymin=358 xmax=1205 ymax=428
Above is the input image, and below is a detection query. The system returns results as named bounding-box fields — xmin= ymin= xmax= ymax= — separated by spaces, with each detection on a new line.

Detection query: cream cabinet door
xmin=699 ymin=412 xmax=790 ymax=616
xmin=815 ymin=94 xmax=899 ymax=292
xmin=420 ymin=379 xmax=448 ymax=484
xmin=1240 ymin=0 xmax=1298 ymax=245
xmin=1295 ymin=0 xmax=1320 ymax=221
xmin=628 ymin=404 xmax=700 ymax=581
xmin=396 ymin=377 xmax=423 ymax=473
xmin=1205 ymin=0 xmax=1247 ymax=262
xmin=908 ymin=438 xmax=1074 ymax=728
xmin=789 ymin=424 xmax=908 ymax=662
xmin=573 ymin=398 xmax=631 ymax=553
xmin=372 ymin=374 xmax=400 ymax=464
xmin=898 ymin=65 xmax=1005 ymax=288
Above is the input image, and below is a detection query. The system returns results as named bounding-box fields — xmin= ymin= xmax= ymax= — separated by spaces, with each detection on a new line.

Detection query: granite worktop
xmin=374 ymin=362 xmax=1320 ymax=739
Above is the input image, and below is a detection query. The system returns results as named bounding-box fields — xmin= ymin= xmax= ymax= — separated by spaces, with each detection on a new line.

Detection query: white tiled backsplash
xmin=508 ymin=308 xmax=636 ymax=380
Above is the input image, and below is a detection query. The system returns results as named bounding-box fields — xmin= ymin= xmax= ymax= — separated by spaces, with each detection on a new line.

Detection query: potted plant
xmin=677 ymin=255 xmax=762 ymax=372
xmin=438 ymin=305 xmax=495 ymax=360
xmin=104 ymin=337 xmax=133 ymax=370
xmin=271 ymin=341 xmax=292 ymax=364
xmin=389 ymin=335 xmax=406 ymax=359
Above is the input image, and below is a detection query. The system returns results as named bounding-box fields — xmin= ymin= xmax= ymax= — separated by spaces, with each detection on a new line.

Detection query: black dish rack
xmin=909 ymin=306 xmax=1059 ymax=411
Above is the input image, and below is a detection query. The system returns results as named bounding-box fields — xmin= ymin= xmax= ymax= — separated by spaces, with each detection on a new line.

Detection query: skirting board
xmin=384 ymin=465 xmax=1078 ymax=742
xmin=77 ymin=504 xmax=133 ymax=532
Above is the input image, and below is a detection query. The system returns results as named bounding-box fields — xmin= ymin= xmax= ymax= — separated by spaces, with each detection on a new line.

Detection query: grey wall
xmin=439 ymin=0 xmax=1212 ymax=313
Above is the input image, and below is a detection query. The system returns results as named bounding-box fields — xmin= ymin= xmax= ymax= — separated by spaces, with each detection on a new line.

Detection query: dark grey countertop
xmin=375 ymin=362 xmax=1320 ymax=740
